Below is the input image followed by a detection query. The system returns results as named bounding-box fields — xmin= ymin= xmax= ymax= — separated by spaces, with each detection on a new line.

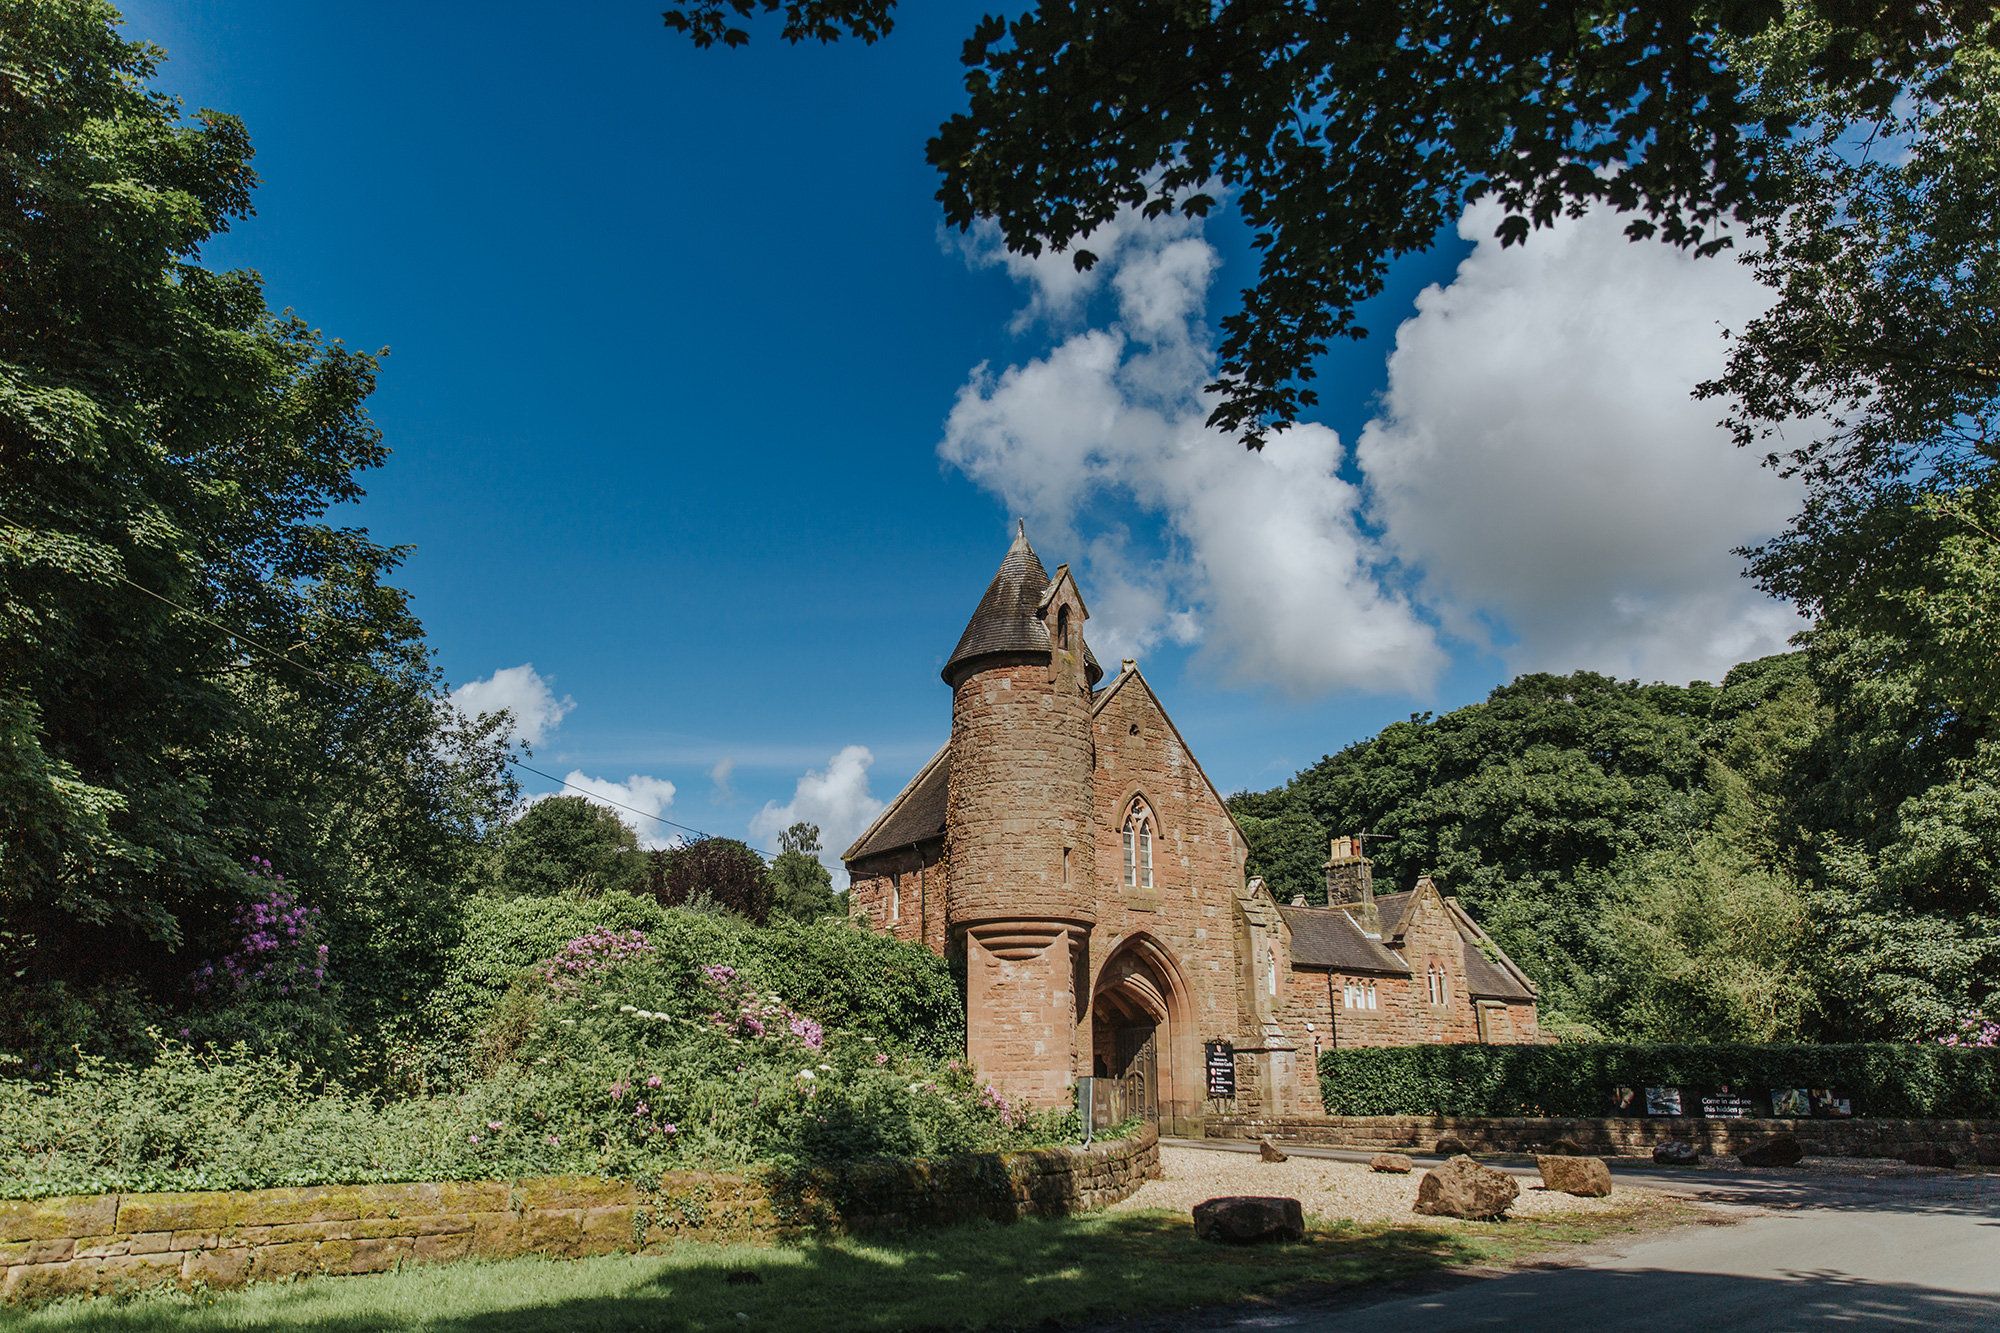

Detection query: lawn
xmin=0 ymin=1199 xmax=1694 ymax=1332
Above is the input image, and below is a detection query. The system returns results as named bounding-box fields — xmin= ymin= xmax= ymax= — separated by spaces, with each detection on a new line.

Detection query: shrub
xmin=1318 ymin=1043 xmax=2000 ymax=1118
xmin=425 ymin=894 xmax=962 ymax=1072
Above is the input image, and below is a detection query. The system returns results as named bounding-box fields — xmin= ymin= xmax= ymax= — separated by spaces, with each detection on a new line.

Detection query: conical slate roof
xmin=942 ymin=523 xmax=1053 ymax=683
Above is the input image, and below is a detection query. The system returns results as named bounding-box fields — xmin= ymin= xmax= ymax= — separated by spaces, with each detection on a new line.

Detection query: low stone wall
xmin=1 ymin=1124 xmax=1160 ymax=1302
xmin=1208 ymin=1115 xmax=2000 ymax=1160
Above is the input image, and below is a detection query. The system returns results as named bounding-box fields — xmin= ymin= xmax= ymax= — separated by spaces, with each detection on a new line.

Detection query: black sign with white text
xmin=1205 ymin=1041 xmax=1236 ymax=1099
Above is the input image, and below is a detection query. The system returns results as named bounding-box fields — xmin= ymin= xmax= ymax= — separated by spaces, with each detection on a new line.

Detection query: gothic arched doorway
xmin=1090 ymin=934 xmax=1196 ymax=1133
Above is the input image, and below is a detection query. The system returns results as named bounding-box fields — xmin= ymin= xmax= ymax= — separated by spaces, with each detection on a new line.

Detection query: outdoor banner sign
xmin=1770 ymin=1087 xmax=1813 ymax=1118
xmin=1205 ymin=1041 xmax=1236 ymax=1099
xmin=1699 ymin=1086 xmax=1759 ymax=1119
xmin=1644 ymin=1086 xmax=1684 ymax=1117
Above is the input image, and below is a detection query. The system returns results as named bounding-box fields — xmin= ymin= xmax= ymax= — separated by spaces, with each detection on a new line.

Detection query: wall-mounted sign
xmin=1205 ymin=1041 xmax=1236 ymax=1099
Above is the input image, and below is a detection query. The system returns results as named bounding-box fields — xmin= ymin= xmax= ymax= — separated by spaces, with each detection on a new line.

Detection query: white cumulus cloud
xmin=941 ymin=211 xmax=1445 ymax=697
xmin=533 ymin=771 xmax=680 ymax=851
xmin=942 ymin=197 xmax=1807 ymax=697
xmin=449 ymin=664 xmax=575 ymax=746
xmin=749 ymin=745 xmax=886 ymax=890
xmin=1358 ymin=200 xmax=1808 ymax=682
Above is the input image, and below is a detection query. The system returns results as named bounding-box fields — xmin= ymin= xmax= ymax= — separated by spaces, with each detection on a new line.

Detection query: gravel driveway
xmin=1110 ymin=1146 xmax=1648 ymax=1226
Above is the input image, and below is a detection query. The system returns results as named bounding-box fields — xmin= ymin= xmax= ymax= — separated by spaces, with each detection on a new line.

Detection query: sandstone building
xmin=844 ymin=528 xmax=1537 ymax=1131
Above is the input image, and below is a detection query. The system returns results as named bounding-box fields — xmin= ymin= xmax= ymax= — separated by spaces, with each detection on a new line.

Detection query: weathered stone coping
xmin=1208 ymin=1115 xmax=1999 ymax=1159
xmin=1 ymin=1124 xmax=1161 ymax=1303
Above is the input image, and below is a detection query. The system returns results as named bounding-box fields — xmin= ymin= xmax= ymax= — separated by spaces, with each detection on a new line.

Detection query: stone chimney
xmin=1325 ymin=835 xmax=1381 ymax=937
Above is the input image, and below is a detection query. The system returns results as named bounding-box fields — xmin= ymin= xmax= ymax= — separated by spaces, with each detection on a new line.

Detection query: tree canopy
xmin=0 ymin=1 xmax=516 ymax=1068
xmin=665 ymin=0 xmax=1989 ymax=443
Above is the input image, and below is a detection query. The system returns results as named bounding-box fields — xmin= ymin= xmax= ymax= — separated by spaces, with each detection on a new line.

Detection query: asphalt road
xmin=1161 ymin=1140 xmax=2000 ymax=1331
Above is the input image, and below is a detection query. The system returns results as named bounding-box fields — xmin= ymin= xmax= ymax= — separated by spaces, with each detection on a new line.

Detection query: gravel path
xmin=1110 ymin=1146 xmax=1651 ymax=1227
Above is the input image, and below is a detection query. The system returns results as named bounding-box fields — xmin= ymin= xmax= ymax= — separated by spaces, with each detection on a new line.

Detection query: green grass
xmin=0 ymin=1201 xmax=1692 ymax=1332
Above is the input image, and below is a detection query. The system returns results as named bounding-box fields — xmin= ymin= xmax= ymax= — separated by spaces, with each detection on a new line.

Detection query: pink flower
xmin=873 ymin=1053 xmax=889 ymax=1066
xmin=546 ymin=1135 xmax=560 ymax=1146
xmin=646 ymin=1074 xmax=662 ymax=1088
xmin=487 ymin=1121 xmax=503 ymax=1130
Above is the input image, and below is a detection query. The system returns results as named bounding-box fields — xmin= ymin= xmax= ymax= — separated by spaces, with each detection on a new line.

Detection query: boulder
xmin=1434 ymin=1135 xmax=1473 ymax=1156
xmin=1370 ymin=1153 xmax=1414 ymax=1174
xmin=1545 ymin=1137 xmax=1588 ymax=1157
xmin=1412 ymin=1156 xmax=1519 ymax=1220
xmin=1737 ymin=1135 xmax=1804 ymax=1168
xmin=1258 ymin=1136 xmax=1290 ymax=1163
xmin=1652 ymin=1141 xmax=1703 ymax=1166
xmin=1536 ymin=1154 xmax=1613 ymax=1197
xmin=1900 ymin=1144 xmax=1957 ymax=1169
xmin=1192 ymin=1196 xmax=1305 ymax=1244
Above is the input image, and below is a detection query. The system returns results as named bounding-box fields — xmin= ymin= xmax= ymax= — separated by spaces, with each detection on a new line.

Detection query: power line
xmin=0 ymin=511 xmax=785 ymax=862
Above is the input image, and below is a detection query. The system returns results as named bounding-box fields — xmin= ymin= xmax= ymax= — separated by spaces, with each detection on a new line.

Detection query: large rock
xmin=1412 ymin=1156 xmax=1519 ymax=1220
xmin=1536 ymin=1154 xmax=1613 ymax=1197
xmin=1258 ymin=1136 xmax=1289 ymax=1163
xmin=1652 ymin=1141 xmax=1702 ymax=1166
xmin=1434 ymin=1135 xmax=1472 ymax=1156
xmin=1192 ymin=1196 xmax=1305 ymax=1244
xmin=1370 ymin=1153 xmax=1414 ymax=1174
xmin=1545 ymin=1137 xmax=1588 ymax=1157
xmin=1737 ymin=1135 xmax=1804 ymax=1168
xmin=1900 ymin=1144 xmax=1957 ymax=1169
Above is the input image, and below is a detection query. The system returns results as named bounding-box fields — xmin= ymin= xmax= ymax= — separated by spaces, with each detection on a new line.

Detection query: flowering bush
xmin=534 ymin=928 xmax=654 ymax=995
xmin=1937 ymin=1014 xmax=1999 ymax=1048
xmin=182 ymin=861 xmax=344 ymax=1071
xmin=700 ymin=964 xmax=823 ymax=1049
xmin=192 ymin=865 xmax=329 ymax=997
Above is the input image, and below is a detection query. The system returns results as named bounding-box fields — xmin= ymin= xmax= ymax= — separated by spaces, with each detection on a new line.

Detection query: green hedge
xmin=1318 ymin=1044 xmax=2000 ymax=1118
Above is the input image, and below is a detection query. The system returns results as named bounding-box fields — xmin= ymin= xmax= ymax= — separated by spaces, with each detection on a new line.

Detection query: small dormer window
xmin=1122 ymin=799 xmax=1154 ymax=890
xmin=1057 ymin=603 xmax=1070 ymax=650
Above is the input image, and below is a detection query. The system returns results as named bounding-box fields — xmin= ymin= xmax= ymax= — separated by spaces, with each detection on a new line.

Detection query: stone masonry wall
xmin=846 ymin=840 xmax=948 ymax=955
xmin=1 ymin=1126 xmax=1160 ymax=1303
xmin=1089 ymin=673 xmax=1273 ymax=1125
xmin=1208 ymin=1115 xmax=2000 ymax=1160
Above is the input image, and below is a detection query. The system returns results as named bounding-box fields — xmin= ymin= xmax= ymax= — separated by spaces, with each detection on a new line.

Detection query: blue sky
xmin=124 ymin=1 xmax=1806 ymax=870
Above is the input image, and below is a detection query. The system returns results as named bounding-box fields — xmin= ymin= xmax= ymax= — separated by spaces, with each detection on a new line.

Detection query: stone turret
xmin=943 ymin=523 xmax=1101 ymax=1107
xmin=1325 ymin=835 xmax=1380 ymax=937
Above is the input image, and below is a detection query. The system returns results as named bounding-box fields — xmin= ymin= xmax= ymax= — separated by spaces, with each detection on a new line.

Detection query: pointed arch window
xmin=1121 ymin=799 xmax=1155 ymax=891
xmin=1427 ymin=960 xmax=1450 ymax=1006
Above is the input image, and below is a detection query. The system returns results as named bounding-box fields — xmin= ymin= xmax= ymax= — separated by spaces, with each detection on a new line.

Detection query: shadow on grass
xmin=0 ymin=1211 xmax=1488 ymax=1333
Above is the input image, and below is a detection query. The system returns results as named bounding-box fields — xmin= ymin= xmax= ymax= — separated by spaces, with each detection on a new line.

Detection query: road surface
xmin=1160 ymin=1140 xmax=2000 ymax=1331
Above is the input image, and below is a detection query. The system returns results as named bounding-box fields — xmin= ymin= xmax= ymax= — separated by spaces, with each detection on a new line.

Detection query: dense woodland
xmin=1232 ymin=649 xmax=1997 ymax=1046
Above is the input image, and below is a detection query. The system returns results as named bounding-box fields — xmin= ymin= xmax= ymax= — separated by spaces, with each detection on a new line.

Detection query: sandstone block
xmin=345 ymin=1238 xmax=412 ymax=1274
xmin=412 ymin=1232 xmax=474 ymax=1265
xmin=248 ymin=1242 xmax=317 ymax=1280
xmin=1737 ymin=1135 xmax=1804 ymax=1168
xmin=1369 ymin=1154 xmax=1414 ymax=1174
xmin=1191 ymin=1196 xmax=1304 ymax=1244
xmin=170 ymin=1229 xmax=220 ymax=1252
xmin=469 ymin=1213 xmax=524 ymax=1258
xmin=1258 ymin=1137 xmax=1289 ymax=1163
xmin=513 ymin=1177 xmax=638 ymax=1211
xmin=0 ymin=1195 xmax=118 ymax=1244
xmin=1652 ymin=1141 xmax=1702 ymax=1166
xmin=1434 ymin=1135 xmax=1472 ymax=1156
xmin=0 ymin=1238 xmax=72 ymax=1266
xmin=521 ymin=1210 xmax=583 ymax=1256
xmin=1545 ymin=1137 xmax=1587 ymax=1156
xmin=181 ymin=1247 xmax=251 ymax=1289
xmin=1900 ymin=1144 xmax=1957 ymax=1169
xmin=1413 ymin=1157 xmax=1518 ymax=1220
xmin=1536 ymin=1155 xmax=1612 ymax=1197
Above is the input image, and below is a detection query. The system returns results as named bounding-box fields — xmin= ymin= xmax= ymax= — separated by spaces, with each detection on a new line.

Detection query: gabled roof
xmin=842 ymin=745 xmax=949 ymax=863
xmin=943 ymin=525 xmax=1053 ymax=683
xmin=1090 ymin=663 xmax=1253 ymax=861
xmin=1281 ymin=887 xmax=1538 ymax=1001
xmin=1446 ymin=898 xmax=1539 ymax=1001
xmin=1280 ymin=904 xmax=1410 ymax=974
